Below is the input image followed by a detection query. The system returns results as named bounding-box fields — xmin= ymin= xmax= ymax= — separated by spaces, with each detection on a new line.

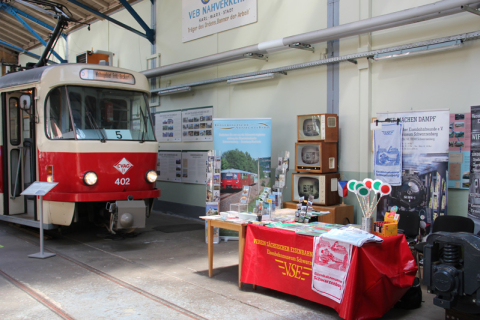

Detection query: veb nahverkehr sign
xmin=183 ymin=0 xmax=257 ymax=42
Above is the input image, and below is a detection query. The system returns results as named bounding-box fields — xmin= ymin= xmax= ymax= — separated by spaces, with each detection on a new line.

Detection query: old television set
xmin=297 ymin=114 xmax=338 ymax=142
xmin=292 ymin=173 xmax=340 ymax=205
xmin=295 ymin=142 xmax=337 ymax=173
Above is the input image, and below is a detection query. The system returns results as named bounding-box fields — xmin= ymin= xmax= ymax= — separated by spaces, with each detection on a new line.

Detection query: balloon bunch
xmin=347 ymin=179 xmax=392 ymax=218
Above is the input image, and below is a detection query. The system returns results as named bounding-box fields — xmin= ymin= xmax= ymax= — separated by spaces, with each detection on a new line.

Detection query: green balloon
xmin=373 ymin=181 xmax=382 ymax=190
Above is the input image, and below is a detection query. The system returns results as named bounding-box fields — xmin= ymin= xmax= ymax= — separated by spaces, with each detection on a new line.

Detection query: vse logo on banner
xmin=182 ymin=0 xmax=257 ymax=42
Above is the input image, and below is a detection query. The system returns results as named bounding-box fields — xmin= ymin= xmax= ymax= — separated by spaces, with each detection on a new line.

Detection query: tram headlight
xmin=83 ymin=171 xmax=98 ymax=186
xmin=145 ymin=170 xmax=157 ymax=183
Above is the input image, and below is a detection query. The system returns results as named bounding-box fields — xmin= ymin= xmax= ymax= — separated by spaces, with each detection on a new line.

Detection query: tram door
xmin=4 ymin=90 xmax=35 ymax=216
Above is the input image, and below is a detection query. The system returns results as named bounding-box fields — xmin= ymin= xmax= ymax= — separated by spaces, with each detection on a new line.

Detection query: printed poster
xmin=448 ymin=113 xmax=471 ymax=189
xmin=373 ymin=123 xmax=403 ymax=186
xmin=312 ymin=236 xmax=352 ymax=303
xmin=376 ymin=110 xmax=449 ymax=226
xmin=155 ymin=111 xmax=182 ymax=142
xmin=468 ymin=106 xmax=480 ymax=223
xmin=157 ymin=152 xmax=182 ymax=182
xmin=182 ymin=0 xmax=257 ymax=42
xmin=213 ymin=118 xmax=271 ymax=213
xmin=182 ymin=107 xmax=213 ymax=141
xmin=182 ymin=151 xmax=208 ymax=184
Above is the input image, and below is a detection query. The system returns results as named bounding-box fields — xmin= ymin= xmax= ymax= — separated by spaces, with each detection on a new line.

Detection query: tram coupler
xmin=106 ymin=200 xmax=146 ymax=232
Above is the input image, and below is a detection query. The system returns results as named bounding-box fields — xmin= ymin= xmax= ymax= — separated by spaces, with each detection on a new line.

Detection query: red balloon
xmin=365 ymin=181 xmax=372 ymax=189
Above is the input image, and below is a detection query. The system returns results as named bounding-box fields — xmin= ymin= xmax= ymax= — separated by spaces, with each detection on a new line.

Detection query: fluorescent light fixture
xmin=373 ymin=40 xmax=462 ymax=61
xmin=157 ymin=86 xmax=191 ymax=96
xmin=227 ymin=73 xmax=276 ymax=85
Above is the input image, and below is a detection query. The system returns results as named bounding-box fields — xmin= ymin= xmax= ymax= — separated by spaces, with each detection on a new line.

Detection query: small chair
xmin=397 ymin=211 xmax=421 ymax=248
xmin=414 ymin=215 xmax=474 ymax=279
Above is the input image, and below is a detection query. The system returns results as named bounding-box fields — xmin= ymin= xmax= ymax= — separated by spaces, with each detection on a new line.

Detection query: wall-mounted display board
xmin=155 ymin=111 xmax=182 ymax=142
xmin=154 ymin=107 xmax=213 ymax=142
xmin=157 ymin=151 xmax=182 ymax=182
xmin=448 ymin=112 xmax=471 ymax=189
xmin=182 ymin=0 xmax=257 ymax=43
xmin=157 ymin=150 xmax=208 ymax=184
xmin=182 ymin=151 xmax=208 ymax=184
xmin=182 ymin=107 xmax=213 ymax=142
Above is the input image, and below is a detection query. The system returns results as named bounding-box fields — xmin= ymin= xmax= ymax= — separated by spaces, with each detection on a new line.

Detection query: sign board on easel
xmin=21 ymin=182 xmax=58 ymax=259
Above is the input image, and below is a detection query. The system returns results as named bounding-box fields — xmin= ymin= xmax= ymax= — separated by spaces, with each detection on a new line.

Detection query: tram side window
xmin=45 ymin=87 xmax=74 ymax=139
xmin=9 ymin=98 xmax=20 ymax=146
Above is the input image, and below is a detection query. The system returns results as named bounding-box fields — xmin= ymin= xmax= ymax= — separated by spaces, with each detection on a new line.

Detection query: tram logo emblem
xmin=114 ymin=158 xmax=133 ymax=175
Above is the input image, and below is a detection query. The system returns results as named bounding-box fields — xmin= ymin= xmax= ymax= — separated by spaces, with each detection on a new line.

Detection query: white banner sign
xmin=378 ymin=111 xmax=449 ymax=155
xmin=182 ymin=0 xmax=257 ymax=42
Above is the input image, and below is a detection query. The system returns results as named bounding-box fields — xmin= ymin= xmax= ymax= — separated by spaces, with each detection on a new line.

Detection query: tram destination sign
xmin=80 ymin=69 xmax=135 ymax=84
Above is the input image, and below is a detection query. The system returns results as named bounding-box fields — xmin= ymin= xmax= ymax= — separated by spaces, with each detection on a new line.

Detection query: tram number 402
xmin=115 ymin=178 xmax=130 ymax=185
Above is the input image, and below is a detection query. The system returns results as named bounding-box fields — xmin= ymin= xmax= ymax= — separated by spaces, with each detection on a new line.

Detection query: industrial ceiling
xmin=0 ymin=0 xmax=149 ymax=63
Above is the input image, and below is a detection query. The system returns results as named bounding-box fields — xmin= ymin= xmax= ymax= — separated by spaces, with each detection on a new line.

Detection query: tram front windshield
xmin=45 ymin=86 xmax=155 ymax=141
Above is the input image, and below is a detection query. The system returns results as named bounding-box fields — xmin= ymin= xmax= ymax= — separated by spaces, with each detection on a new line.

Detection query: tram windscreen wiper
xmin=85 ymin=109 xmax=106 ymax=143
xmin=139 ymin=108 xmax=148 ymax=143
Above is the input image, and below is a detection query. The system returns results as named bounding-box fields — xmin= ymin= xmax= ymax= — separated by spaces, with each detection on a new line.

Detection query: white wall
xmin=19 ymin=0 xmax=480 ymax=220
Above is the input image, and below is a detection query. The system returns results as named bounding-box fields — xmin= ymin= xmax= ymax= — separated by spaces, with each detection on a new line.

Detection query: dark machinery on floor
xmin=423 ymin=232 xmax=480 ymax=315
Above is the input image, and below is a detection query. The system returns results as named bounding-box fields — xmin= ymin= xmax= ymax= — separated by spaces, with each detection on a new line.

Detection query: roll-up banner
xmin=213 ymin=118 xmax=271 ymax=213
xmin=376 ymin=110 xmax=449 ymax=226
xmin=468 ymin=106 xmax=480 ymax=224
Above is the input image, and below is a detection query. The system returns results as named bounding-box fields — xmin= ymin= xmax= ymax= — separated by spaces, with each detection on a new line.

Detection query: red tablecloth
xmin=241 ymin=225 xmax=417 ymax=320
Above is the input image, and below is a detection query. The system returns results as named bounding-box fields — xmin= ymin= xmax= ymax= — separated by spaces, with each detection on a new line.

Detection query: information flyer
xmin=376 ymin=110 xmax=449 ymax=224
xmin=155 ymin=111 xmax=182 ymax=142
xmin=213 ymin=118 xmax=271 ymax=213
xmin=468 ymin=106 xmax=480 ymax=224
xmin=182 ymin=107 xmax=213 ymax=142
xmin=182 ymin=151 xmax=208 ymax=184
xmin=448 ymin=113 xmax=471 ymax=189
xmin=157 ymin=152 xmax=182 ymax=182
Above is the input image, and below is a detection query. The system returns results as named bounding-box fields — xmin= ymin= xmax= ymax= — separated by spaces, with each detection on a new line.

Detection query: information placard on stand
xmin=21 ymin=182 xmax=58 ymax=259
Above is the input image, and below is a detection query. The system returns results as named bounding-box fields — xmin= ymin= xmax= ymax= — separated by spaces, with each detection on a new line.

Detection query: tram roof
xmin=221 ymin=169 xmax=257 ymax=176
xmin=0 ymin=66 xmax=53 ymax=90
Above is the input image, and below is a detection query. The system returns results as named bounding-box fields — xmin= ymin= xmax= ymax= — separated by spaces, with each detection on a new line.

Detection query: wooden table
xmin=207 ymin=219 xmax=248 ymax=288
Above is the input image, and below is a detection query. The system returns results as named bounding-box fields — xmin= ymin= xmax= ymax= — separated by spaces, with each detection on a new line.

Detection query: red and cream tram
xmin=0 ymin=64 xmax=160 ymax=233
xmin=221 ymin=169 xmax=256 ymax=191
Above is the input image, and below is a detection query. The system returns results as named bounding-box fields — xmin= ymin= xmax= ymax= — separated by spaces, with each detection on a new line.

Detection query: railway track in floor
xmin=2 ymin=228 xmax=291 ymax=320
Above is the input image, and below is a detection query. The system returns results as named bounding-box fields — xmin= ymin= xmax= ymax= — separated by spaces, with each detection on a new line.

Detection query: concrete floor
xmin=0 ymin=211 xmax=446 ymax=320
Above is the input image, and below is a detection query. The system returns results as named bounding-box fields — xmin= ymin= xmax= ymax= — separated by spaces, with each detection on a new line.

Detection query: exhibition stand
xmin=241 ymin=224 xmax=417 ymax=320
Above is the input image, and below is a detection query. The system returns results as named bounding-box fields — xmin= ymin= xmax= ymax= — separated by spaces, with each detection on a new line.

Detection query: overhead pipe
xmin=142 ymin=0 xmax=480 ymax=78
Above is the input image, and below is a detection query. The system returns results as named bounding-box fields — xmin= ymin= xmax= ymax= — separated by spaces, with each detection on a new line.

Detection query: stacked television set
xmin=293 ymin=114 xmax=340 ymax=206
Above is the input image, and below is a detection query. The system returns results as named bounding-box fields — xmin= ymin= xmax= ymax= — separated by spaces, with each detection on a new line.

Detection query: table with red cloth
xmin=241 ymin=224 xmax=418 ymax=320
